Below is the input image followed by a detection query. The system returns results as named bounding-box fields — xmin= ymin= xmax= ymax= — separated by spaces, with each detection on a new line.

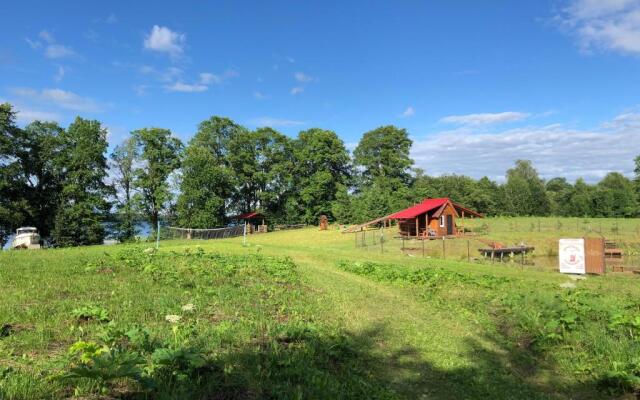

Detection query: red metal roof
xmin=233 ymin=212 xmax=263 ymax=220
xmin=388 ymin=198 xmax=450 ymax=219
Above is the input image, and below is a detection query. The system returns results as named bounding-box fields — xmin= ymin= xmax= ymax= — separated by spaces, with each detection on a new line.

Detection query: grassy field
xmin=354 ymin=217 xmax=640 ymax=271
xmin=1 ymin=219 xmax=640 ymax=399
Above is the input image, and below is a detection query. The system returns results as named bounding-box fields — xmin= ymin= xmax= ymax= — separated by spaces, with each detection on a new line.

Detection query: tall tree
xmin=0 ymin=103 xmax=27 ymax=246
xmin=1 ymin=104 xmax=67 ymax=244
xmin=353 ymin=125 xmax=413 ymax=188
xmin=351 ymin=125 xmax=414 ymax=221
xmin=133 ymin=128 xmax=183 ymax=231
xmin=228 ymin=127 xmax=294 ymax=219
xmin=568 ymin=178 xmax=594 ymax=217
xmin=175 ymin=117 xmax=240 ymax=228
xmin=110 ymin=137 xmax=138 ymax=240
xmin=546 ymin=177 xmax=573 ymax=216
xmin=504 ymin=160 xmax=550 ymax=216
xmin=593 ymin=172 xmax=637 ymax=217
xmin=52 ymin=117 xmax=112 ymax=246
xmin=293 ymin=128 xmax=351 ymax=223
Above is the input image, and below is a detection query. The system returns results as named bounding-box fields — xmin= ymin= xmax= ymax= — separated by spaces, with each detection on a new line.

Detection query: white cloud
xmin=26 ymin=30 xmax=79 ymax=60
xmin=199 ymin=72 xmax=220 ymax=84
xmin=250 ymin=117 xmax=305 ymax=127
xmin=14 ymin=108 xmax=61 ymax=124
xmin=38 ymin=30 xmax=54 ymax=43
xmin=411 ymin=112 xmax=640 ymax=182
xmin=133 ymin=85 xmax=148 ymax=96
xmin=440 ymin=111 xmax=530 ymax=126
xmin=25 ymin=38 xmax=41 ymax=49
xmin=106 ymin=13 xmax=118 ymax=24
xmin=166 ymin=82 xmax=208 ymax=93
xmin=143 ymin=25 xmax=186 ymax=58
xmin=401 ymin=106 xmax=415 ymax=118
xmin=45 ymin=44 xmax=78 ymax=59
xmin=53 ymin=66 xmax=65 ymax=82
xmin=12 ymin=88 xmax=106 ymax=112
xmin=294 ymin=72 xmax=314 ymax=82
xmin=286 ymin=56 xmax=295 ymax=63
xmin=290 ymin=86 xmax=304 ymax=95
xmin=559 ymin=0 xmax=640 ymax=54
xmin=253 ymin=91 xmax=269 ymax=100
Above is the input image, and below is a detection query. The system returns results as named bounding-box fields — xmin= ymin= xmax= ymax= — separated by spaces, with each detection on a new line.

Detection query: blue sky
xmin=1 ymin=0 xmax=639 ymax=182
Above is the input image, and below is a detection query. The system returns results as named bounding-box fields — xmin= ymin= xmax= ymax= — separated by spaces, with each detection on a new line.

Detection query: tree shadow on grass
xmin=150 ymin=322 xmax=605 ymax=400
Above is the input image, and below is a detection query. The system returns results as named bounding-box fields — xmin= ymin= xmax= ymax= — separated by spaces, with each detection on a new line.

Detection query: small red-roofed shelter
xmin=232 ymin=211 xmax=267 ymax=233
xmin=388 ymin=198 xmax=482 ymax=237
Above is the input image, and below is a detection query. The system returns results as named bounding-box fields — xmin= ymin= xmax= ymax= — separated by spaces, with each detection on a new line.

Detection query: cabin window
xmin=439 ymin=216 xmax=445 ymax=227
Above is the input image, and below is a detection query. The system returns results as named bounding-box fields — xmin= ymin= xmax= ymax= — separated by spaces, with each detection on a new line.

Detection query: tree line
xmin=1 ymin=102 xmax=639 ymax=247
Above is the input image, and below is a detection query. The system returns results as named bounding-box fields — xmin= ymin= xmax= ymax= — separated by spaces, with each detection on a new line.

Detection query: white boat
xmin=11 ymin=227 xmax=41 ymax=249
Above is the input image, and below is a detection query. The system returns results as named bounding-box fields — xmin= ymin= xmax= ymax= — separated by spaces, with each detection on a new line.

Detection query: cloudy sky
xmin=1 ymin=0 xmax=639 ymax=182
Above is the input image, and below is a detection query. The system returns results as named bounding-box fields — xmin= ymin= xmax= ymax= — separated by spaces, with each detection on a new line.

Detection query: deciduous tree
xmin=52 ymin=117 xmax=112 ymax=246
xmin=110 ymin=137 xmax=138 ymax=240
xmin=132 ymin=128 xmax=183 ymax=232
xmin=175 ymin=117 xmax=239 ymax=228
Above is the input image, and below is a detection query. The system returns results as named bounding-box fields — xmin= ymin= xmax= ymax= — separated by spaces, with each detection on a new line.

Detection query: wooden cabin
xmin=389 ymin=198 xmax=482 ymax=238
xmin=232 ymin=212 xmax=267 ymax=234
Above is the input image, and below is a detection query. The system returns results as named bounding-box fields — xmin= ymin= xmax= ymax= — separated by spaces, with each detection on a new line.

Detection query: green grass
xmin=1 ymin=218 xmax=640 ymax=399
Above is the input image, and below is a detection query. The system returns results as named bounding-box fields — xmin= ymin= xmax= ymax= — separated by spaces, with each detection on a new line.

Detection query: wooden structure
xmin=585 ymin=237 xmax=605 ymax=275
xmin=479 ymin=246 xmax=534 ymax=261
xmin=341 ymin=213 xmax=395 ymax=233
xmin=232 ymin=212 xmax=267 ymax=234
xmin=389 ymin=198 xmax=483 ymax=238
xmin=319 ymin=215 xmax=329 ymax=230
xmin=604 ymin=240 xmax=623 ymax=259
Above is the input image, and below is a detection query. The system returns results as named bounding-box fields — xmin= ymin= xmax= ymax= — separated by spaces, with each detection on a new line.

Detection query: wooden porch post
xmin=415 ymin=217 xmax=419 ymax=237
xmin=425 ymin=213 xmax=428 ymax=235
xmin=461 ymin=211 xmax=465 ymax=236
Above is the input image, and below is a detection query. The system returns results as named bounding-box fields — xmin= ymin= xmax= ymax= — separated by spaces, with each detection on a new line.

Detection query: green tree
xmin=175 ymin=117 xmax=240 ymax=228
xmin=567 ymin=178 xmax=594 ymax=217
xmin=351 ymin=125 xmax=414 ymax=221
xmin=110 ymin=137 xmax=138 ymax=240
xmin=504 ymin=160 xmax=550 ymax=216
xmin=546 ymin=177 xmax=573 ymax=216
xmin=353 ymin=125 xmax=413 ymax=188
xmin=0 ymin=103 xmax=27 ymax=246
xmin=293 ymin=128 xmax=351 ymax=224
xmin=133 ymin=128 xmax=183 ymax=231
xmin=228 ymin=127 xmax=294 ymax=220
xmin=52 ymin=117 xmax=112 ymax=246
xmin=593 ymin=172 xmax=637 ymax=217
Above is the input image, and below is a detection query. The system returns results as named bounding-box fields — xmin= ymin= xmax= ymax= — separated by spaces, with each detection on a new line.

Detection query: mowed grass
xmin=1 ymin=219 xmax=640 ymax=399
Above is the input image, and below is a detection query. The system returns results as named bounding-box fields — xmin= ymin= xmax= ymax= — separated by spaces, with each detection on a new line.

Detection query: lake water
xmin=485 ymin=254 xmax=639 ymax=273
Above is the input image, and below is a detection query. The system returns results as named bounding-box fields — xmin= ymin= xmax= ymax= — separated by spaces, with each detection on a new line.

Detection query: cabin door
xmin=446 ymin=215 xmax=454 ymax=235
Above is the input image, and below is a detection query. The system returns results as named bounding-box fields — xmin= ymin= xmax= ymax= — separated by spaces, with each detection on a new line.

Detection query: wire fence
xmin=466 ymin=217 xmax=640 ymax=237
xmin=164 ymin=225 xmax=246 ymax=240
xmin=351 ymin=226 xmax=640 ymax=273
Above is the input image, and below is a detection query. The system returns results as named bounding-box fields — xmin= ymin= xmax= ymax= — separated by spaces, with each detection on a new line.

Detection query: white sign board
xmin=559 ymin=238 xmax=585 ymax=274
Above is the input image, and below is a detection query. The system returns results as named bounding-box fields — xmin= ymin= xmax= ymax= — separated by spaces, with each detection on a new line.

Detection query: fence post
xmin=243 ymin=222 xmax=247 ymax=246
xmin=156 ymin=219 xmax=160 ymax=249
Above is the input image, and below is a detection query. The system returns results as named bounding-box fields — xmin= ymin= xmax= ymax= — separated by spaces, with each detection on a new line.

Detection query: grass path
xmin=161 ymin=229 xmax=569 ymax=399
